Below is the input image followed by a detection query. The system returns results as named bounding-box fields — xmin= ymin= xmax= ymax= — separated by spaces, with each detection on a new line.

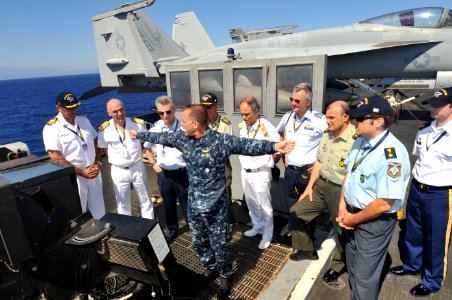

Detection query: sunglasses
xmin=158 ymin=110 xmax=172 ymax=116
xmin=201 ymin=105 xmax=213 ymax=109
xmin=289 ymin=97 xmax=301 ymax=104
xmin=354 ymin=115 xmax=377 ymax=123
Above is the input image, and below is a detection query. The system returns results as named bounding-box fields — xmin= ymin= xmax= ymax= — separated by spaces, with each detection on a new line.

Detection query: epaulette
xmin=98 ymin=121 xmax=110 ymax=132
xmin=314 ymin=112 xmax=324 ymax=119
xmin=132 ymin=117 xmax=145 ymax=125
xmin=419 ymin=121 xmax=431 ymax=131
xmin=238 ymin=121 xmax=246 ymax=129
xmin=259 ymin=123 xmax=269 ymax=137
xmin=220 ymin=116 xmax=231 ymax=125
xmin=47 ymin=118 xmax=57 ymax=125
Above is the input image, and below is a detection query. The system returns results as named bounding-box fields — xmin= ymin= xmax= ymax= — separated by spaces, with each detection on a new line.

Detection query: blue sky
xmin=1 ymin=0 xmax=451 ymax=79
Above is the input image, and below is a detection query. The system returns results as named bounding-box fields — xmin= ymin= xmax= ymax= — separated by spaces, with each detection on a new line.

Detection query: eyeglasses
xmin=289 ymin=97 xmax=301 ymax=104
xmin=354 ymin=115 xmax=377 ymax=123
xmin=158 ymin=110 xmax=172 ymax=116
xmin=201 ymin=104 xmax=213 ymax=109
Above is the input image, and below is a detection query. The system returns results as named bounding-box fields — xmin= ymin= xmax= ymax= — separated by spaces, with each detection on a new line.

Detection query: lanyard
xmin=65 ymin=124 xmax=85 ymax=143
xmin=352 ymin=130 xmax=389 ymax=173
xmin=426 ymin=130 xmax=446 ymax=151
xmin=247 ymin=119 xmax=260 ymax=139
xmin=210 ymin=117 xmax=219 ymax=131
xmin=114 ymin=120 xmax=126 ymax=145
xmin=161 ymin=119 xmax=178 ymax=133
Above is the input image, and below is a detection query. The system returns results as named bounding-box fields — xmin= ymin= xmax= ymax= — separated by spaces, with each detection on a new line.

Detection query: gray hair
xmin=293 ymin=83 xmax=312 ymax=101
xmin=155 ymin=95 xmax=175 ymax=108
xmin=240 ymin=97 xmax=260 ymax=112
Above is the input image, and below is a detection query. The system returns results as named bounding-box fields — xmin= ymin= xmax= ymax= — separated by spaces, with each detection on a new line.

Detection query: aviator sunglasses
xmin=354 ymin=115 xmax=378 ymax=122
xmin=158 ymin=110 xmax=172 ymax=116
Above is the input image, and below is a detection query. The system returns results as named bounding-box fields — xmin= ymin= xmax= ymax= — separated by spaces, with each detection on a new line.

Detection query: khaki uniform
xmin=290 ymin=124 xmax=355 ymax=272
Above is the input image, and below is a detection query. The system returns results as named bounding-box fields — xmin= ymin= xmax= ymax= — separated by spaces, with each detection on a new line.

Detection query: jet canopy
xmin=360 ymin=7 xmax=452 ymax=28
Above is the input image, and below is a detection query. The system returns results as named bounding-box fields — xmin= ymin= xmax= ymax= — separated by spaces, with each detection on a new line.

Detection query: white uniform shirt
xmin=412 ymin=119 xmax=452 ymax=186
xmin=97 ymin=117 xmax=145 ymax=168
xmin=276 ymin=110 xmax=327 ymax=167
xmin=239 ymin=118 xmax=280 ymax=169
xmin=144 ymin=119 xmax=186 ymax=170
xmin=43 ymin=113 xmax=97 ymax=168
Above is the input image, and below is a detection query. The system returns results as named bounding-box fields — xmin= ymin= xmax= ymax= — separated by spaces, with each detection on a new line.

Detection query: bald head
xmin=107 ymin=98 xmax=124 ymax=111
xmin=326 ymin=100 xmax=349 ymax=115
xmin=107 ymin=98 xmax=126 ymax=125
xmin=325 ymin=100 xmax=350 ymax=136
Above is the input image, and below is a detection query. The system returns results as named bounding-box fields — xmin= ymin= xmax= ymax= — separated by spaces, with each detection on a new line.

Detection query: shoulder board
xmin=384 ymin=147 xmax=397 ymax=159
xmin=259 ymin=123 xmax=269 ymax=137
xmin=419 ymin=121 xmax=431 ymax=131
xmin=314 ymin=112 xmax=324 ymax=119
xmin=131 ymin=117 xmax=145 ymax=125
xmin=98 ymin=121 xmax=110 ymax=132
xmin=220 ymin=117 xmax=231 ymax=125
xmin=47 ymin=117 xmax=57 ymax=125
xmin=238 ymin=121 xmax=246 ymax=129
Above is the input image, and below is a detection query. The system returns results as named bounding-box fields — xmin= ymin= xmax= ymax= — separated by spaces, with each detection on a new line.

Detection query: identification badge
xmin=82 ymin=143 xmax=88 ymax=151
xmin=360 ymin=174 xmax=365 ymax=183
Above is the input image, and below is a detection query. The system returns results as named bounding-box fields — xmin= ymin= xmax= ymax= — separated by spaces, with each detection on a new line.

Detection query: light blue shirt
xmin=344 ymin=129 xmax=410 ymax=213
xmin=144 ymin=119 xmax=186 ymax=170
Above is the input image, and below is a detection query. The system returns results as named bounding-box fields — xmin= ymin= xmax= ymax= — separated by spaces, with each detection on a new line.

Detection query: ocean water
xmin=0 ymin=74 xmax=163 ymax=156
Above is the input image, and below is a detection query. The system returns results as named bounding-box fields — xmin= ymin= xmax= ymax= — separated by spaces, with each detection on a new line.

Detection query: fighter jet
xmin=91 ymin=0 xmax=452 ymax=108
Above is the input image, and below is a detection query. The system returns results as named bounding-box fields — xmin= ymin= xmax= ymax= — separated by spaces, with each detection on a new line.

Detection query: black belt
xmin=244 ymin=168 xmax=260 ymax=173
xmin=319 ymin=176 xmax=341 ymax=187
xmin=288 ymin=165 xmax=309 ymax=171
xmin=346 ymin=204 xmax=362 ymax=213
xmin=412 ymin=178 xmax=452 ymax=191
xmin=164 ymin=167 xmax=186 ymax=172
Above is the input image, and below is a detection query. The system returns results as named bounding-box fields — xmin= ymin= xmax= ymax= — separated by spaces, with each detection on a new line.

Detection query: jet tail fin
xmin=92 ymin=1 xmax=187 ymax=87
xmin=172 ymin=12 xmax=215 ymax=54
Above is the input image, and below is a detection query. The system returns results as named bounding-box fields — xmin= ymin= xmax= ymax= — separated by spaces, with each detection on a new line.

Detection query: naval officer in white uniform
xmin=43 ymin=92 xmax=105 ymax=219
xmin=239 ymin=97 xmax=280 ymax=250
xmin=97 ymin=98 xmax=154 ymax=219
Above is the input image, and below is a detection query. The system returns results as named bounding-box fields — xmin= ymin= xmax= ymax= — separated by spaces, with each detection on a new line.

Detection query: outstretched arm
xmin=274 ymin=140 xmax=295 ymax=154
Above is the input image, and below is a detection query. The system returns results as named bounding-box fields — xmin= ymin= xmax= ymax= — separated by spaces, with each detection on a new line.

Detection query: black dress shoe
xmin=289 ymin=250 xmax=319 ymax=261
xmin=410 ymin=283 xmax=438 ymax=297
xmin=389 ymin=265 xmax=418 ymax=276
xmin=204 ymin=268 xmax=219 ymax=280
xmin=217 ymin=276 xmax=233 ymax=299
xmin=323 ymin=268 xmax=344 ymax=283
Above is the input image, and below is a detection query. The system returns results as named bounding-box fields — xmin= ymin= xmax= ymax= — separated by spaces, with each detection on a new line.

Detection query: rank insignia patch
xmin=384 ymin=147 xmax=397 ymax=159
xmin=387 ymin=162 xmax=402 ymax=178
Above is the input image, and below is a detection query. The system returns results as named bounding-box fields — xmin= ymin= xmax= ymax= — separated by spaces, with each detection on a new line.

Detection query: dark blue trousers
xmin=284 ymin=167 xmax=304 ymax=210
xmin=402 ymin=181 xmax=452 ymax=290
xmin=157 ymin=168 xmax=189 ymax=230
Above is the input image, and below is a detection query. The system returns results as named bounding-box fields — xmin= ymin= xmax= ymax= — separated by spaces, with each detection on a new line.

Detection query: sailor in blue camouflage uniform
xmin=337 ymin=96 xmax=410 ymax=300
xmin=389 ymin=88 xmax=452 ymax=297
xmin=129 ymin=105 xmax=294 ymax=298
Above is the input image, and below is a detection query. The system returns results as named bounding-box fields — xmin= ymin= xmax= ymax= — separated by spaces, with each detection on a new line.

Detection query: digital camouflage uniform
xmin=137 ymin=129 xmax=276 ymax=278
xmin=208 ymin=115 xmax=235 ymax=225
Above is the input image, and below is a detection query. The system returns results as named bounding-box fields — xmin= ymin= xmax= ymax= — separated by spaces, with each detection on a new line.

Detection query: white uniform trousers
xmin=241 ymin=168 xmax=274 ymax=240
xmin=76 ymin=173 xmax=105 ymax=219
xmin=111 ymin=162 xmax=154 ymax=219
